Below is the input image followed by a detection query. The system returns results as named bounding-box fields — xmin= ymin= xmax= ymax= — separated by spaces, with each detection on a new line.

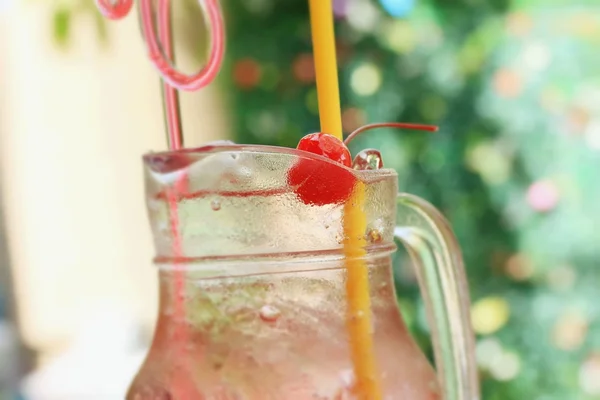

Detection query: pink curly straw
xmin=140 ymin=0 xmax=225 ymax=93
xmin=95 ymin=0 xmax=225 ymax=149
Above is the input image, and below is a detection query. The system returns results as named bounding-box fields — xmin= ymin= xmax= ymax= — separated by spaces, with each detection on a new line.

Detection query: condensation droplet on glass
xmin=352 ymin=149 xmax=383 ymax=170
xmin=379 ymin=281 xmax=388 ymax=295
xmin=366 ymin=229 xmax=383 ymax=243
xmin=334 ymin=369 xmax=356 ymax=399
xmin=259 ymin=304 xmax=281 ymax=322
xmin=339 ymin=368 xmax=356 ymax=389
xmin=163 ymin=304 xmax=174 ymax=316
xmin=211 ymin=199 xmax=221 ymax=211
xmin=352 ymin=310 xmax=365 ymax=321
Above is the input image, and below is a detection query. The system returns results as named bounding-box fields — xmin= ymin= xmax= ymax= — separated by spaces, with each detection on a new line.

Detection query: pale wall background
xmin=0 ymin=1 xmax=229 ymax=370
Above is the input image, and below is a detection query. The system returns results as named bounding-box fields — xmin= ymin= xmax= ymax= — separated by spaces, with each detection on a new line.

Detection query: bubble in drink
xmin=211 ymin=199 xmax=222 ymax=211
xmin=259 ymin=305 xmax=281 ymax=322
xmin=352 ymin=310 xmax=365 ymax=321
xmin=352 ymin=149 xmax=383 ymax=170
xmin=333 ymin=369 xmax=356 ymax=400
xmin=366 ymin=228 xmax=383 ymax=243
xmin=339 ymin=369 xmax=355 ymax=389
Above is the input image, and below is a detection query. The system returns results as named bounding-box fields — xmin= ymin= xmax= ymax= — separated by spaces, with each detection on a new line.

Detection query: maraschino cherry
xmin=288 ymin=123 xmax=438 ymax=206
xmin=287 ymin=132 xmax=357 ymax=206
xmin=295 ymin=132 xmax=352 ymax=167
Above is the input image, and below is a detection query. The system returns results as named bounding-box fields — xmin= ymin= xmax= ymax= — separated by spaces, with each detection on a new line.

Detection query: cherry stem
xmin=343 ymin=122 xmax=438 ymax=146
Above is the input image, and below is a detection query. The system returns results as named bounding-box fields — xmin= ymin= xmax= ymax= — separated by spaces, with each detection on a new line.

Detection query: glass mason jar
xmin=127 ymin=144 xmax=479 ymax=400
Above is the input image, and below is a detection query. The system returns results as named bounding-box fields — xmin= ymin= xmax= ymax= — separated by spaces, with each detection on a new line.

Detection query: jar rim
xmin=143 ymin=143 xmax=397 ymax=180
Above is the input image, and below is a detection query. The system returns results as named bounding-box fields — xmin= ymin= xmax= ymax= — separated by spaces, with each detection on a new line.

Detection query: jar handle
xmin=394 ymin=193 xmax=480 ymax=400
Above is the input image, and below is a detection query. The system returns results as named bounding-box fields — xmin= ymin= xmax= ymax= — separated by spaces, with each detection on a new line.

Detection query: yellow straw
xmin=343 ymin=182 xmax=382 ymax=399
xmin=308 ymin=1 xmax=382 ymax=398
xmin=308 ymin=0 xmax=343 ymax=139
